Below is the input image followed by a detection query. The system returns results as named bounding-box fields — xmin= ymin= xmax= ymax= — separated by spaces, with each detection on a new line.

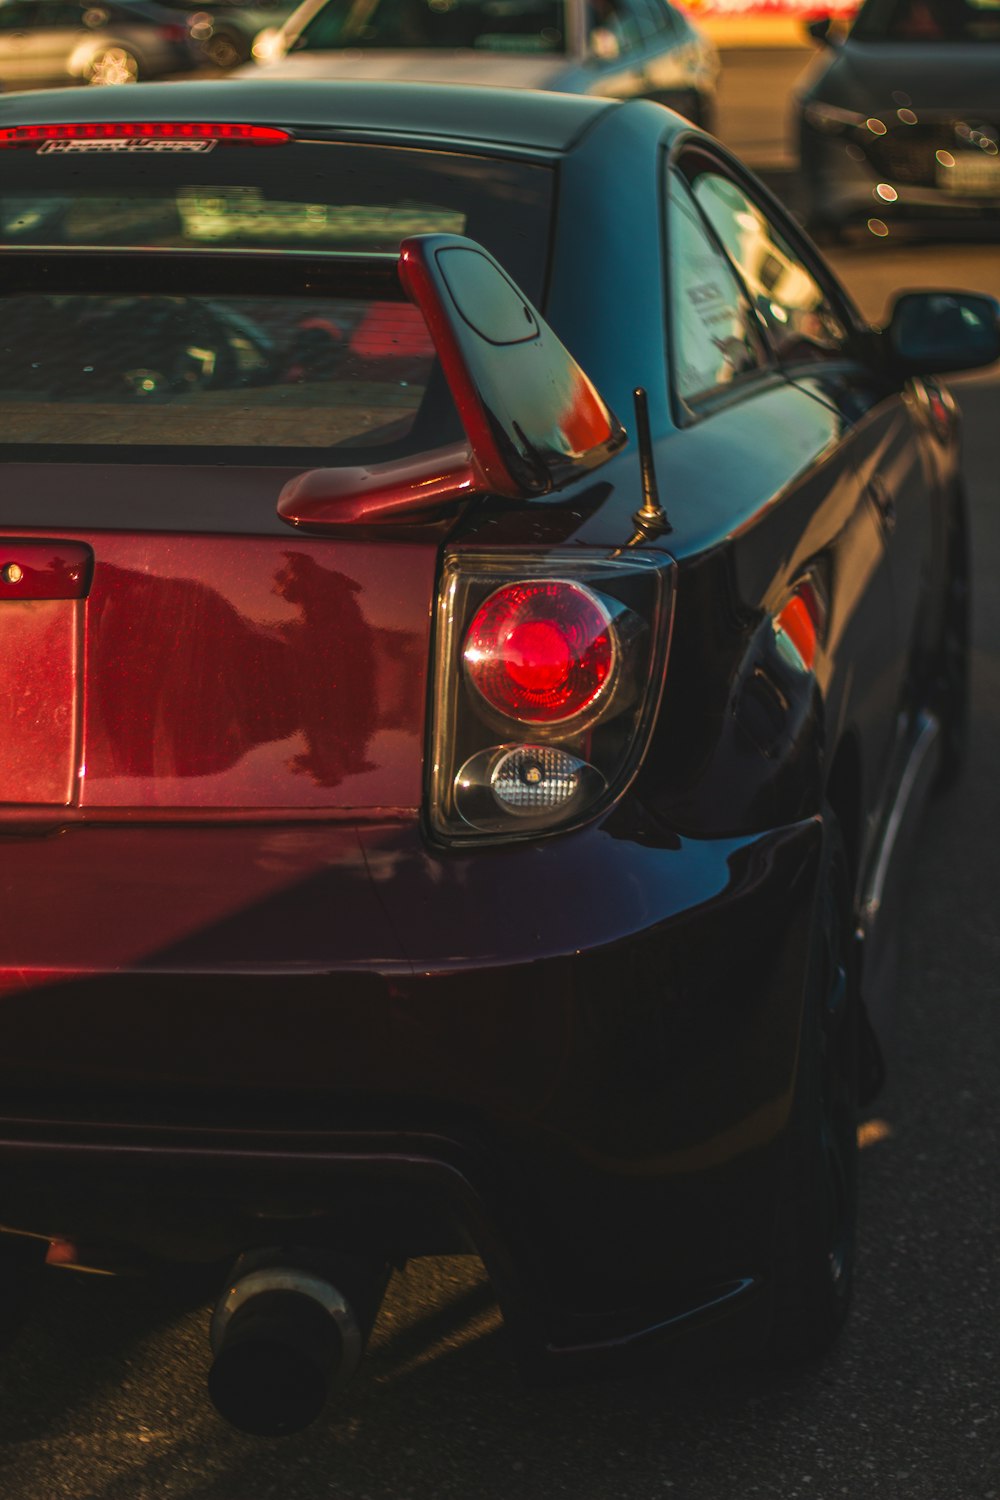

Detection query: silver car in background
xmin=0 ymin=0 xmax=199 ymax=85
xmin=241 ymin=0 xmax=719 ymax=128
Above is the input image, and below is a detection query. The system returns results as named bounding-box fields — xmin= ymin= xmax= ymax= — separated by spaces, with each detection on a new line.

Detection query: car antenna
xmin=625 ymin=387 xmax=670 ymax=545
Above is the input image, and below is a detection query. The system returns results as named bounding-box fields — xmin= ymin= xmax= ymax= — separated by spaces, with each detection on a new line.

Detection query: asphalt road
xmin=0 ymin=53 xmax=999 ymax=1500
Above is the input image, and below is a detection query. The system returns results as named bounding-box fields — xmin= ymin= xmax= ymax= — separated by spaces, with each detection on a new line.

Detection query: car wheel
xmin=932 ymin=488 xmax=970 ymax=794
xmin=766 ymin=814 xmax=859 ymax=1365
xmin=87 ymin=46 xmax=140 ymax=85
xmin=206 ymin=30 xmax=244 ymax=68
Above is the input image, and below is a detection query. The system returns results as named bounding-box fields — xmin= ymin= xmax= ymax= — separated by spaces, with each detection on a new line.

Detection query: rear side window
xmin=690 ymin=172 xmax=849 ymax=364
xmin=0 ymin=139 xmax=553 ymax=460
xmin=666 ymin=171 xmax=767 ymax=406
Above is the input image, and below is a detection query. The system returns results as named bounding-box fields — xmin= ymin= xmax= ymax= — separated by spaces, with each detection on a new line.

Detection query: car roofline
xmin=0 ymin=79 xmax=622 ymax=157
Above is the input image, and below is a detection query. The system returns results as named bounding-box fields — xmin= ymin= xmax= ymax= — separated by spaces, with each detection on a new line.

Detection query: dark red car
xmin=0 ymin=80 xmax=996 ymax=1436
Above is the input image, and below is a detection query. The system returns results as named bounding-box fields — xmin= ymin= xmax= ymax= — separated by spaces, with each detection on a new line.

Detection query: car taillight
xmin=160 ymin=22 xmax=192 ymax=41
xmin=429 ymin=551 xmax=674 ymax=843
xmin=464 ymin=581 xmax=615 ymax=725
xmin=0 ymin=123 xmax=292 ymax=149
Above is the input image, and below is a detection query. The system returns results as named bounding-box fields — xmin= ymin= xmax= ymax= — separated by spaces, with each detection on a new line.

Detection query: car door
xmin=688 ymin=157 xmax=937 ymax=797
xmin=661 ymin=158 xmax=902 ymax=841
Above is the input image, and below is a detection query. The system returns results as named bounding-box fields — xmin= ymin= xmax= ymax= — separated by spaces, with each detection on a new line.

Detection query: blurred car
xmin=0 ymin=78 xmax=996 ymax=1438
xmin=0 ymin=293 xmax=274 ymax=396
xmin=239 ymin=0 xmax=719 ymax=128
xmin=796 ymin=0 xmax=1000 ymax=237
xmin=0 ymin=0 xmax=199 ymax=84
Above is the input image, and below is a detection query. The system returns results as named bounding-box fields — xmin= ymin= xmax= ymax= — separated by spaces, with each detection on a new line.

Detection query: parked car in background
xmin=241 ymin=0 xmax=719 ymax=128
xmin=796 ymin=0 xmax=1000 ymax=237
xmin=162 ymin=0 xmax=298 ymax=67
xmin=0 ymin=77 xmax=995 ymax=1440
xmin=0 ymin=0 xmax=199 ymax=84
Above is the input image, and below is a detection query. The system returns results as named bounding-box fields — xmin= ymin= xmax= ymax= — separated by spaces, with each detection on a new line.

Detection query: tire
xmin=87 ymin=46 xmax=140 ymax=85
xmin=766 ymin=815 xmax=859 ymax=1366
xmin=932 ymin=488 xmax=970 ymax=794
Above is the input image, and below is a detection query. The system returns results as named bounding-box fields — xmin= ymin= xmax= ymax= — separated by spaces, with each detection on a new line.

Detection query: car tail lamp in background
xmin=429 ymin=551 xmax=674 ymax=843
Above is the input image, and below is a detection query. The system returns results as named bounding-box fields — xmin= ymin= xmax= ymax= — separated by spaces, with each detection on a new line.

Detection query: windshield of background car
xmin=0 ymin=139 xmax=553 ymax=458
xmin=850 ymin=0 xmax=1000 ymax=41
xmin=293 ymin=0 xmax=567 ymax=53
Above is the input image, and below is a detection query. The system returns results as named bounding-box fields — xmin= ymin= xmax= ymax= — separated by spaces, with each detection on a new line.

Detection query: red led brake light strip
xmin=0 ymin=122 xmax=292 ymax=148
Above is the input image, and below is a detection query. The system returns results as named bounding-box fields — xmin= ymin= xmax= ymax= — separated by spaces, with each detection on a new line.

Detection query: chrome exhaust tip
xmin=208 ymin=1261 xmax=375 ymax=1436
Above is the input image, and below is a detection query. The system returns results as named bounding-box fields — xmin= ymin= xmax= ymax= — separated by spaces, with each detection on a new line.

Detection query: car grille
xmin=864 ymin=123 xmax=1000 ymax=187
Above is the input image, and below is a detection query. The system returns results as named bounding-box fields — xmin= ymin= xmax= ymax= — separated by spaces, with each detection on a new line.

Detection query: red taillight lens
xmin=463 ymin=581 xmax=615 ymax=724
xmin=0 ymin=123 xmax=292 ymax=149
xmin=431 ymin=552 xmax=673 ymax=843
xmin=160 ymin=23 xmax=191 ymax=41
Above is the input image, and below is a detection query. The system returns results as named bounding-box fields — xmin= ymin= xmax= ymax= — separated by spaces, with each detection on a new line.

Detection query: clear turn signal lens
xmin=453 ymin=743 xmax=606 ymax=832
xmin=491 ymin=745 xmax=584 ymax=811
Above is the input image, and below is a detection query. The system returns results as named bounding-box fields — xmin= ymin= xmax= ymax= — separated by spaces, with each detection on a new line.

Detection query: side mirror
xmin=805 ymin=16 xmax=835 ymax=44
xmin=278 ymin=234 xmax=625 ymax=530
xmin=884 ymin=290 xmax=1000 ymax=375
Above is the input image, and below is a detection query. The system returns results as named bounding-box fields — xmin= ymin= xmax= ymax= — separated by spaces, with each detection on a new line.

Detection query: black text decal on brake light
xmin=37 ymin=139 xmax=218 ymax=155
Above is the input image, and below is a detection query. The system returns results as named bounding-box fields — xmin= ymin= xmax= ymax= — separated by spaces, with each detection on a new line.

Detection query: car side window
xmin=690 ymin=171 xmax=850 ymax=365
xmin=666 ymin=171 xmax=768 ymax=407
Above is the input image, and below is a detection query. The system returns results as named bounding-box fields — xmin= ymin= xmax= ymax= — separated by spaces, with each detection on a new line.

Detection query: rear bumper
xmin=0 ymin=812 xmax=821 ymax=1362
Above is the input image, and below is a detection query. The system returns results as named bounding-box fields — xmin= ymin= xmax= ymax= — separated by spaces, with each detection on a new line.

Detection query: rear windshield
xmin=0 ymin=139 xmax=553 ymax=461
xmin=851 ymin=0 xmax=1000 ymax=41
xmin=294 ymin=0 xmax=567 ymax=54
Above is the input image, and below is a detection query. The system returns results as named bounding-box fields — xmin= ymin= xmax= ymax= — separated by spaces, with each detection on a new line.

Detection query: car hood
xmin=236 ymin=49 xmax=568 ymax=88
xmin=806 ymin=41 xmax=1000 ymax=115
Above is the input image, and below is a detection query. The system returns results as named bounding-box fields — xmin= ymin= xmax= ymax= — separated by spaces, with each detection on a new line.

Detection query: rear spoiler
xmin=280 ymin=234 xmax=626 ymax=527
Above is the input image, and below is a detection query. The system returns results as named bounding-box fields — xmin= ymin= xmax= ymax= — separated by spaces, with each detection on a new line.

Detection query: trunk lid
xmin=0 ymin=488 xmax=437 ymax=816
xmin=0 ymin=133 xmax=556 ymax=817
